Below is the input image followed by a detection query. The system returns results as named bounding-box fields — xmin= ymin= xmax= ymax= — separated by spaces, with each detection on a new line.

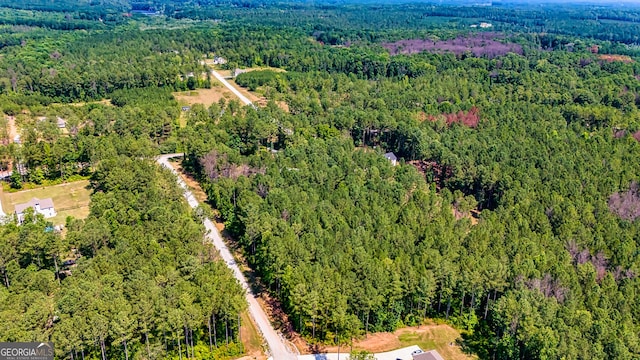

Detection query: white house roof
xmin=384 ymin=152 xmax=398 ymax=161
xmin=15 ymin=197 xmax=55 ymax=214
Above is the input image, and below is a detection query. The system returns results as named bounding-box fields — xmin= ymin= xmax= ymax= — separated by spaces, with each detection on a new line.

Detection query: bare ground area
xmin=173 ymin=87 xmax=236 ymax=107
xmin=599 ymin=54 xmax=634 ymax=63
xmin=7 ymin=115 xmax=17 ymax=143
xmin=277 ymin=101 xmax=290 ymax=113
xmin=170 ymin=160 xmax=208 ymax=203
xmin=239 ymin=311 xmax=267 ymax=360
xmin=67 ymin=99 xmax=113 ymax=107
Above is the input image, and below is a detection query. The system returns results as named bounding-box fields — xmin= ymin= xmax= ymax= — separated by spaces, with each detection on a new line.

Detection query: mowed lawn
xmin=0 ymin=180 xmax=92 ymax=225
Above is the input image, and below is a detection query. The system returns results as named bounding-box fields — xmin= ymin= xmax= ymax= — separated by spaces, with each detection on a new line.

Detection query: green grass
xmin=240 ymin=311 xmax=264 ymax=356
xmin=396 ymin=322 xmax=475 ymax=360
xmin=399 ymin=332 xmax=437 ymax=350
xmin=0 ymin=180 xmax=92 ymax=225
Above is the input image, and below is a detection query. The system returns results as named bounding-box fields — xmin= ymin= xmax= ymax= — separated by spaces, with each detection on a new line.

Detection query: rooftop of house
xmin=15 ymin=197 xmax=55 ymax=214
xmin=384 ymin=152 xmax=398 ymax=161
xmin=412 ymin=350 xmax=445 ymax=360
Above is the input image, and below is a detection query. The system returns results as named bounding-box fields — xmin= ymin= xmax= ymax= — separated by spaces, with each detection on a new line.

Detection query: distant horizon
xmin=311 ymin=0 xmax=640 ymax=6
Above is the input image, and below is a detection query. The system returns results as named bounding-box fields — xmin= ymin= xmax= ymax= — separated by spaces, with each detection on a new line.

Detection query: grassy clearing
xmin=239 ymin=311 xmax=266 ymax=359
xmin=397 ymin=323 xmax=475 ymax=360
xmin=0 ymin=180 xmax=92 ymax=225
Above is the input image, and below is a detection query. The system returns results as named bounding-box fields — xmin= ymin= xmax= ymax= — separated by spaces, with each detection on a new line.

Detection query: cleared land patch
xmin=173 ymin=87 xmax=236 ymax=107
xmin=0 ymin=180 xmax=91 ymax=225
xmin=599 ymin=54 xmax=634 ymax=63
xmin=306 ymin=323 xmax=474 ymax=360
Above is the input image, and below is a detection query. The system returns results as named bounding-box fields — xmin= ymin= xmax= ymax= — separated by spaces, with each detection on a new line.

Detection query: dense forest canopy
xmin=1 ymin=0 xmax=640 ymax=359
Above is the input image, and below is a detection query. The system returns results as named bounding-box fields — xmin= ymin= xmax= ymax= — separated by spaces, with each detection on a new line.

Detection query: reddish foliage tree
xmin=382 ymin=33 xmax=523 ymax=59
xmin=609 ymin=182 xmax=640 ymax=221
xmin=428 ymin=107 xmax=480 ymax=128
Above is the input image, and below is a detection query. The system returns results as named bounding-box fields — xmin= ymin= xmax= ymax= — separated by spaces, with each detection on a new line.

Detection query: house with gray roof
xmin=412 ymin=349 xmax=445 ymax=360
xmin=384 ymin=152 xmax=398 ymax=166
xmin=15 ymin=197 xmax=56 ymax=224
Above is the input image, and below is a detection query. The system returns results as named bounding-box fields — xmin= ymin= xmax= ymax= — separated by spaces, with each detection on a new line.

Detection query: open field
xmin=0 ymin=180 xmax=91 ymax=225
xmin=173 ymin=87 xmax=236 ymax=107
xmin=303 ymin=322 xmax=474 ymax=360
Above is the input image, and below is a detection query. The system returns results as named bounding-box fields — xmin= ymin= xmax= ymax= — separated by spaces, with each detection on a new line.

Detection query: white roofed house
xmin=56 ymin=116 xmax=67 ymax=128
xmin=384 ymin=151 xmax=398 ymax=166
xmin=15 ymin=197 xmax=56 ymax=224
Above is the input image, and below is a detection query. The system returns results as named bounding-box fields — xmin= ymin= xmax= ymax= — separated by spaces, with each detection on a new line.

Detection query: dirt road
xmin=157 ymin=154 xmax=296 ymax=360
xmin=210 ymin=70 xmax=256 ymax=108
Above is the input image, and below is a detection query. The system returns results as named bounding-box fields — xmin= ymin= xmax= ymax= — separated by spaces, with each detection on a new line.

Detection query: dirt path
xmin=6 ymin=115 xmax=17 ymax=143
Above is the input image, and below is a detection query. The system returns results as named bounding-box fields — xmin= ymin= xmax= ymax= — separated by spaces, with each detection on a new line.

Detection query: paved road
xmin=210 ymin=70 xmax=257 ymax=108
xmin=297 ymin=345 xmax=423 ymax=360
xmin=156 ymin=154 xmax=297 ymax=360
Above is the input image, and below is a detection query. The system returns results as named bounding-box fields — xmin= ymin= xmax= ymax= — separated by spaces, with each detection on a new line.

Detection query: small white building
xmin=384 ymin=152 xmax=398 ymax=166
xmin=56 ymin=116 xmax=67 ymax=128
xmin=233 ymin=68 xmax=248 ymax=78
xmin=213 ymin=56 xmax=227 ymax=65
xmin=15 ymin=197 xmax=56 ymax=224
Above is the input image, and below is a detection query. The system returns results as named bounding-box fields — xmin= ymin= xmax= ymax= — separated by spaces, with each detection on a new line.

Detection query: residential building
xmin=384 ymin=152 xmax=398 ymax=166
xmin=15 ymin=197 xmax=56 ymax=224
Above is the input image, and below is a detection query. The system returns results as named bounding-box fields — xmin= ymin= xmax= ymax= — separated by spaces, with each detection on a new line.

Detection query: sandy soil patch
xmin=67 ymin=99 xmax=113 ymax=107
xmin=170 ymin=160 xmax=209 ymax=203
xmin=277 ymin=101 xmax=290 ymax=113
xmin=599 ymin=54 xmax=634 ymax=63
xmin=6 ymin=115 xmax=17 ymax=143
xmin=239 ymin=311 xmax=267 ymax=360
xmin=174 ymin=87 xmax=236 ymax=107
